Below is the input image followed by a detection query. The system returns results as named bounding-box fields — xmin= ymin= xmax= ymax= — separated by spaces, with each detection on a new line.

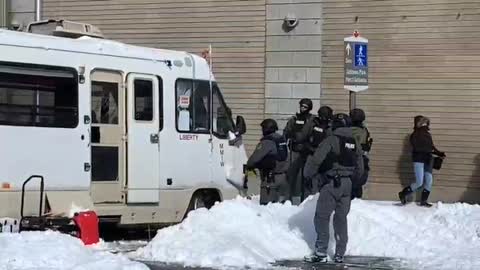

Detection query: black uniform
xmin=303 ymin=115 xmax=332 ymax=196
xmin=350 ymin=108 xmax=373 ymax=199
xmin=303 ymin=114 xmax=364 ymax=263
xmin=284 ymin=99 xmax=316 ymax=204
xmin=247 ymin=120 xmax=289 ymax=205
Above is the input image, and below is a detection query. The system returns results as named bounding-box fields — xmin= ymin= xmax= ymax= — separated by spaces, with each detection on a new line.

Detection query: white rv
xmin=0 ymin=20 xmax=248 ymax=229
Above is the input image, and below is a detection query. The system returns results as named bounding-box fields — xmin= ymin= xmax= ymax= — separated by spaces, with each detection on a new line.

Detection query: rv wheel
xmin=193 ymin=194 xmax=206 ymax=210
xmin=183 ymin=193 xmax=206 ymax=220
xmin=184 ymin=190 xmax=220 ymax=219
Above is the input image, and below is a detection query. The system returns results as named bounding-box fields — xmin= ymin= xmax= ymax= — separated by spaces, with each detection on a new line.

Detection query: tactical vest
xmin=258 ymin=135 xmax=288 ymax=171
xmin=310 ymin=118 xmax=329 ymax=148
xmin=261 ymin=135 xmax=288 ymax=162
xmin=290 ymin=114 xmax=312 ymax=153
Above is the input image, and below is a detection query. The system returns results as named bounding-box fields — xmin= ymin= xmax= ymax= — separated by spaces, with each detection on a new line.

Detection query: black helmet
xmin=413 ymin=115 xmax=424 ymax=129
xmin=299 ymin=98 xmax=313 ymax=111
xmin=350 ymin=108 xmax=366 ymax=124
xmin=260 ymin=118 xmax=278 ymax=136
xmin=415 ymin=116 xmax=430 ymax=129
xmin=318 ymin=106 xmax=333 ymax=121
xmin=331 ymin=113 xmax=352 ymax=130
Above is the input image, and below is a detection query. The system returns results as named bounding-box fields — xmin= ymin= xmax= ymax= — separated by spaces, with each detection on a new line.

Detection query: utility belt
xmin=261 ymin=170 xmax=285 ymax=183
xmin=289 ymin=141 xmax=310 ymax=154
xmin=325 ymin=173 xmax=352 ymax=189
xmin=260 ymin=171 xmax=285 ymax=195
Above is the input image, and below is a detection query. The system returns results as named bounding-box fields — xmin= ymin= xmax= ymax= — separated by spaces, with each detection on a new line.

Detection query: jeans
xmin=410 ymin=162 xmax=433 ymax=192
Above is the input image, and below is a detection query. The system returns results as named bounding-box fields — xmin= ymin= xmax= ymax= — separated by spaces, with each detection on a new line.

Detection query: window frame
xmin=133 ymin=78 xmax=155 ymax=123
xmin=211 ymin=84 xmax=235 ymax=140
xmin=174 ymin=78 xmax=211 ymax=134
xmin=91 ymin=80 xmax=120 ymax=126
xmin=174 ymin=78 xmax=235 ymax=138
xmin=0 ymin=61 xmax=79 ymax=129
xmin=157 ymin=75 xmax=164 ymax=132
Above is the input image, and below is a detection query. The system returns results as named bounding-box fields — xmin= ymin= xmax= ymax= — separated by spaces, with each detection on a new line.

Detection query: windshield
xmin=212 ymin=84 xmax=235 ymax=138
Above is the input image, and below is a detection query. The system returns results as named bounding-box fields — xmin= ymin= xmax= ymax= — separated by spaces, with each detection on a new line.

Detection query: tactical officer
xmin=304 ymin=105 xmax=334 ymax=196
xmin=247 ymin=119 xmax=289 ymax=205
xmin=303 ymin=113 xmax=364 ymax=263
xmin=349 ymin=108 xmax=373 ymax=199
xmin=283 ymin=98 xmax=316 ymax=204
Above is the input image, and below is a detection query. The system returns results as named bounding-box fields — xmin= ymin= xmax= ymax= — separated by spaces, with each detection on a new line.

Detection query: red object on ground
xmin=73 ymin=211 xmax=99 ymax=245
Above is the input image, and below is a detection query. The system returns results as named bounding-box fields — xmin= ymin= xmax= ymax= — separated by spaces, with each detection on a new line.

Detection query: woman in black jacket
xmin=398 ymin=116 xmax=445 ymax=207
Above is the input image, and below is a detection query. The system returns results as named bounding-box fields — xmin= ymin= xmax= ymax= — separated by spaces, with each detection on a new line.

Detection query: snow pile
xmin=348 ymin=200 xmax=480 ymax=270
xmin=136 ymin=198 xmax=312 ymax=268
xmin=0 ymin=231 xmax=148 ymax=270
xmin=136 ymin=196 xmax=480 ymax=270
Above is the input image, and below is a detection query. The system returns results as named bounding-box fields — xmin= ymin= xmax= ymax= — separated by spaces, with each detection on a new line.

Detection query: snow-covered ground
xmin=0 ymin=231 xmax=148 ymax=270
xmin=134 ymin=196 xmax=480 ymax=270
xmin=2 ymin=197 xmax=479 ymax=270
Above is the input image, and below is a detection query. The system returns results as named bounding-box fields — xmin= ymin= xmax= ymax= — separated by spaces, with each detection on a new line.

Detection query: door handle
xmin=150 ymin=133 xmax=159 ymax=144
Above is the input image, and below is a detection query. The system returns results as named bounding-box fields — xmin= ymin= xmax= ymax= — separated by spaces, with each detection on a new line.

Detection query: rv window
xmin=91 ymin=146 xmax=118 ymax=181
xmin=0 ymin=64 xmax=78 ymax=128
xmin=91 ymin=81 xmax=119 ymax=125
xmin=212 ymin=85 xmax=235 ymax=138
xmin=134 ymin=79 xmax=153 ymax=121
xmin=175 ymin=79 xmax=210 ymax=133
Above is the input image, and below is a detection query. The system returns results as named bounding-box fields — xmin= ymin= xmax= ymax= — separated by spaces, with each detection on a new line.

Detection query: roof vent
xmin=25 ymin=19 xmax=104 ymax=39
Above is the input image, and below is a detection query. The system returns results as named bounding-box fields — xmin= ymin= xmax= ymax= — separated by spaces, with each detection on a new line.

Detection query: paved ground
xmin=140 ymin=256 xmax=409 ymax=270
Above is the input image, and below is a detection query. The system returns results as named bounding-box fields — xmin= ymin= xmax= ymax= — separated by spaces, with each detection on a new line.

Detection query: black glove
xmin=362 ymin=138 xmax=373 ymax=152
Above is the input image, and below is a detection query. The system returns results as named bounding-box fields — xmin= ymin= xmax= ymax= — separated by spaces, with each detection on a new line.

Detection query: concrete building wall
xmin=0 ymin=0 xmax=8 ymax=28
xmin=265 ymin=0 xmax=322 ymax=129
xmin=8 ymin=0 xmax=35 ymax=29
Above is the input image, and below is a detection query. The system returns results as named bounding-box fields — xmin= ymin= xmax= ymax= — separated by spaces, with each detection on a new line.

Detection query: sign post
xmin=344 ymin=30 xmax=368 ymax=111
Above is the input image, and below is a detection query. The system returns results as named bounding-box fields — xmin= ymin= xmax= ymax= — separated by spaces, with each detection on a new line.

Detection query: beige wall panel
xmin=320 ymin=0 xmax=480 ymax=203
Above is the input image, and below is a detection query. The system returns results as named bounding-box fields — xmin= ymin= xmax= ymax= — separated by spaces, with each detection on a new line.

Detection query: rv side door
xmin=126 ymin=73 xmax=161 ymax=203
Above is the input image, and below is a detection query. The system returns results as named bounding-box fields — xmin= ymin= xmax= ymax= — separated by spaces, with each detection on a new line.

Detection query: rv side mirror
xmin=235 ymin=115 xmax=246 ymax=135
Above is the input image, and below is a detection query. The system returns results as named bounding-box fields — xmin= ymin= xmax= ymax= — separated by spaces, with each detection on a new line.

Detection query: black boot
xmin=398 ymin=186 xmax=412 ymax=205
xmin=420 ymin=189 xmax=432 ymax=207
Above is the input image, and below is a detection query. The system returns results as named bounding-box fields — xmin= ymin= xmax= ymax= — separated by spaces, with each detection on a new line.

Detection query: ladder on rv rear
xmin=20 ymin=175 xmax=72 ymax=232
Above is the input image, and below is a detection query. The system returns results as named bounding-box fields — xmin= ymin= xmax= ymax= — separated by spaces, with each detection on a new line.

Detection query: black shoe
xmin=420 ymin=201 xmax=433 ymax=208
xmin=334 ymin=255 xmax=344 ymax=263
xmin=420 ymin=190 xmax=432 ymax=207
xmin=398 ymin=186 xmax=412 ymax=205
xmin=304 ymin=252 xmax=328 ymax=263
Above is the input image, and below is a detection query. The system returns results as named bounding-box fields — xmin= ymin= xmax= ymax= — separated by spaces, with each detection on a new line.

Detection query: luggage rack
xmin=20 ymin=175 xmax=73 ymax=232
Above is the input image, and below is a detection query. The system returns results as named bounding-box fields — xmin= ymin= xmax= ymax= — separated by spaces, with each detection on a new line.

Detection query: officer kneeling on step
xmin=246 ymin=119 xmax=289 ymax=205
xmin=303 ymin=113 xmax=364 ymax=263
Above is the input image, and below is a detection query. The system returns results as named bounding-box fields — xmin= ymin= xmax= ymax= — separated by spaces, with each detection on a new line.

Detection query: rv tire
xmin=184 ymin=190 xmax=221 ymax=219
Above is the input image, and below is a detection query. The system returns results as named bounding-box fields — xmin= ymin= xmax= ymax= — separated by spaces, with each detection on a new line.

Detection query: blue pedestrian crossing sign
xmin=354 ymin=44 xmax=367 ymax=67
xmin=344 ymin=34 xmax=368 ymax=92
